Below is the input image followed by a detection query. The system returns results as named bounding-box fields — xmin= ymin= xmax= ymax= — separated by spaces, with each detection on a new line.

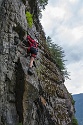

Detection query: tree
xmin=46 ymin=36 xmax=69 ymax=79
xmin=38 ymin=0 xmax=48 ymax=10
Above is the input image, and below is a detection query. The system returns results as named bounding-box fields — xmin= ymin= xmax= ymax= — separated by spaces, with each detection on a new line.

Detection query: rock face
xmin=0 ymin=0 xmax=75 ymax=125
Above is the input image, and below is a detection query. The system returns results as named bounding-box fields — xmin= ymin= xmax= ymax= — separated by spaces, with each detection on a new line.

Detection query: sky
xmin=41 ymin=0 xmax=83 ymax=95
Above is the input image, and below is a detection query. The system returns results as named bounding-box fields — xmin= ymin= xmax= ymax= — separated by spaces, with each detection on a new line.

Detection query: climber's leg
xmin=28 ymin=47 xmax=37 ymax=75
xmin=28 ymin=56 xmax=35 ymax=75
xmin=29 ymin=56 xmax=35 ymax=68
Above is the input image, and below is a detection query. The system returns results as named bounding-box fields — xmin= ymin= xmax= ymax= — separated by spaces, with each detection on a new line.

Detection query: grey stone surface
xmin=0 ymin=0 xmax=75 ymax=125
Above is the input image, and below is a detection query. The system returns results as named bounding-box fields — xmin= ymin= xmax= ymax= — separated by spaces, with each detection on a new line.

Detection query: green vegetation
xmin=25 ymin=11 xmax=33 ymax=27
xmin=27 ymin=0 xmax=48 ymax=19
xmin=46 ymin=36 xmax=69 ymax=79
xmin=37 ymin=0 xmax=48 ymax=18
xmin=39 ymin=0 xmax=48 ymax=9
xmin=72 ymin=99 xmax=75 ymax=105
xmin=72 ymin=116 xmax=78 ymax=125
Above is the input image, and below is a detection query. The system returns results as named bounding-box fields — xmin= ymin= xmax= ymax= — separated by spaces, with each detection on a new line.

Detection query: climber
xmin=20 ymin=33 xmax=38 ymax=75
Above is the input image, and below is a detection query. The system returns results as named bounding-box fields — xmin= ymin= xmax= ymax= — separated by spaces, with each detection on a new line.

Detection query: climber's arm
xmin=27 ymin=35 xmax=35 ymax=44
xmin=19 ymin=42 xmax=28 ymax=50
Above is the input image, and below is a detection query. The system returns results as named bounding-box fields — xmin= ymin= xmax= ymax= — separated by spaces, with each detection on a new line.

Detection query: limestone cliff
xmin=0 ymin=0 xmax=75 ymax=125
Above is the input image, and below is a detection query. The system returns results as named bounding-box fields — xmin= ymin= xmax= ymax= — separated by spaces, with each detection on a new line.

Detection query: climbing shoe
xmin=28 ymin=67 xmax=34 ymax=75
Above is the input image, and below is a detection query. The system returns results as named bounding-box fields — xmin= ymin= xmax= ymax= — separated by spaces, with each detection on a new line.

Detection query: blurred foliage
xmin=72 ymin=116 xmax=78 ymax=125
xmin=37 ymin=0 xmax=48 ymax=18
xmin=39 ymin=0 xmax=48 ymax=10
xmin=46 ymin=36 xmax=70 ymax=79
xmin=26 ymin=11 xmax=33 ymax=27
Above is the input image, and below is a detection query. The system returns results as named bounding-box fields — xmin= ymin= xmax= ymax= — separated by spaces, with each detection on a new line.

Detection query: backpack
xmin=27 ymin=35 xmax=38 ymax=49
